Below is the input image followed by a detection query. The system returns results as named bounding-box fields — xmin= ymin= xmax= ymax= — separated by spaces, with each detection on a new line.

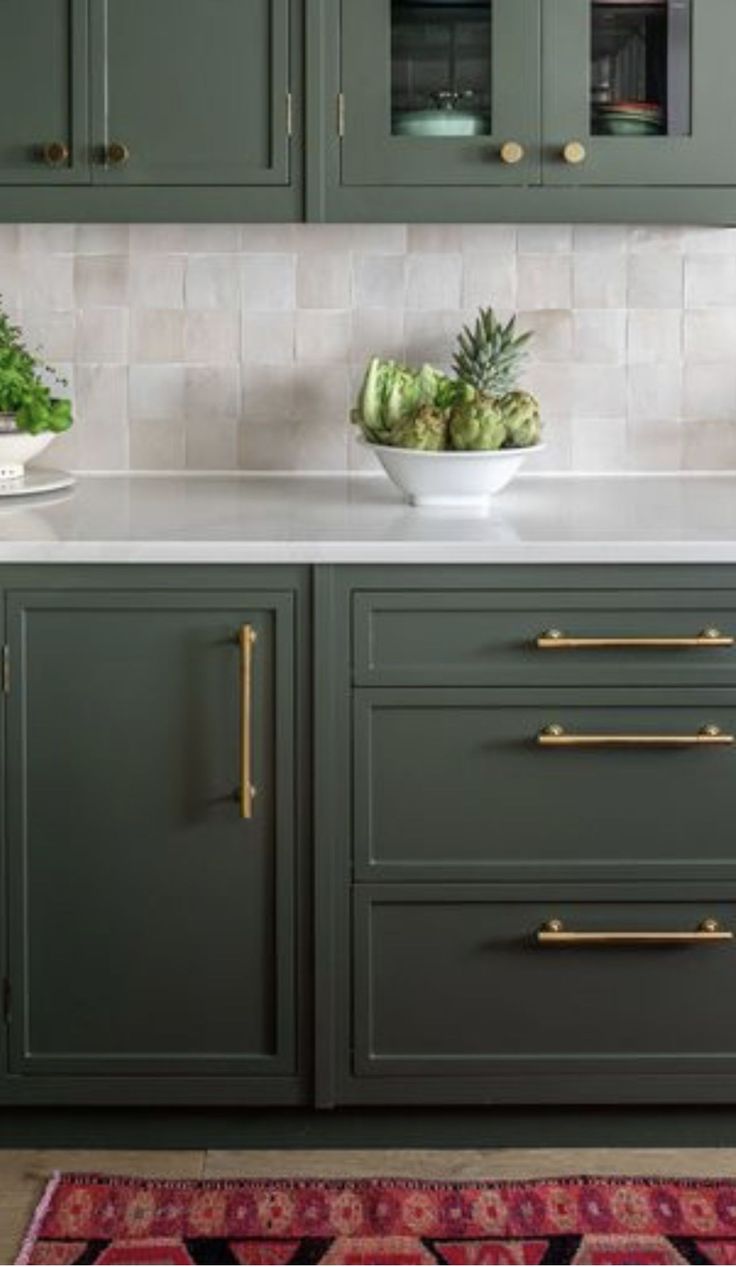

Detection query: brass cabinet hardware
xmin=562 ymin=140 xmax=587 ymax=165
xmin=537 ymin=918 xmax=734 ymax=946
xmin=105 ymin=141 xmax=130 ymax=167
xmin=337 ymin=92 xmax=346 ymax=138
xmin=239 ymin=624 xmax=257 ymax=819
xmin=42 ymin=141 xmax=70 ymax=167
xmin=537 ymin=723 xmax=734 ymax=748
xmin=537 ymin=628 xmax=734 ymax=649
xmin=286 ymin=91 xmax=293 ymax=138
xmin=500 ymin=140 xmax=525 ymax=165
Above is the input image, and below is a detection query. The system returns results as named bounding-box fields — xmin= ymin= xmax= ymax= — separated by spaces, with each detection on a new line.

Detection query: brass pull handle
xmin=537 ymin=724 xmax=734 ymax=748
xmin=239 ymin=625 xmax=257 ymax=819
xmin=500 ymin=140 xmax=525 ymax=165
xmin=538 ymin=919 xmax=733 ymax=946
xmin=106 ymin=141 xmax=130 ymax=167
xmin=563 ymin=140 xmax=587 ymax=165
xmin=42 ymin=141 xmax=70 ymax=167
xmin=537 ymin=628 xmax=734 ymax=650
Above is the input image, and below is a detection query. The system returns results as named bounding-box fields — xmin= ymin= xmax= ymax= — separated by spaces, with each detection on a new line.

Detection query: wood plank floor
xmin=4 ymin=1148 xmax=736 ymax=1263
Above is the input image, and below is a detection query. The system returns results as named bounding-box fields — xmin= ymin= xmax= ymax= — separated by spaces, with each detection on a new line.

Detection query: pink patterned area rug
xmin=16 ymin=1172 xmax=736 ymax=1264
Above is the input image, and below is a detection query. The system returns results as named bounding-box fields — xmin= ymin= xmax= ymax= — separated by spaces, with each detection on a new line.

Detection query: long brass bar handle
xmin=537 ymin=919 xmax=733 ymax=946
xmin=537 ymin=628 xmax=733 ymax=650
xmin=537 ymin=724 xmax=734 ymax=749
xmin=239 ymin=625 xmax=257 ymax=819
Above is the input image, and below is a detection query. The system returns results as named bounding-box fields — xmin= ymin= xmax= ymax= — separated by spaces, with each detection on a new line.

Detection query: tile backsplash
xmin=2 ymin=221 xmax=736 ymax=473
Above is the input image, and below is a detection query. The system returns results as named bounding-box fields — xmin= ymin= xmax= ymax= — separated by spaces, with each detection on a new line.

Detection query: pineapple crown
xmin=452 ymin=307 xmax=533 ymax=397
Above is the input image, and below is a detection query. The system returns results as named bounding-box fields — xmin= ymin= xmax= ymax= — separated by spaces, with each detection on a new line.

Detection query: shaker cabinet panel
xmin=4 ymin=586 xmax=301 ymax=1093
xmin=339 ymin=0 xmax=541 ymax=188
xmin=543 ymin=0 xmax=736 ymax=187
xmin=0 ymin=0 xmax=89 ymax=185
xmin=93 ymin=0 xmax=292 ymax=186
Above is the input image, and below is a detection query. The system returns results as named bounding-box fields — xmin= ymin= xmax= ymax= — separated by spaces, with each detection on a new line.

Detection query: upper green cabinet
xmin=0 ymin=0 xmax=301 ymax=220
xmin=0 ymin=0 xmax=88 ymax=186
xmin=320 ymin=0 xmax=736 ymax=222
xmin=93 ymin=0 xmax=292 ymax=187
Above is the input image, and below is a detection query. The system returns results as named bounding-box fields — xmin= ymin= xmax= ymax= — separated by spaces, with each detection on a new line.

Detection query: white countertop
xmin=1 ymin=471 xmax=736 ymax=564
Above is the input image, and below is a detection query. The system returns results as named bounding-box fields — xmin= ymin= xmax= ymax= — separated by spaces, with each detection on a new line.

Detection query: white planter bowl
xmin=0 ymin=416 xmax=54 ymax=481
xmin=360 ymin=436 xmax=544 ymax=508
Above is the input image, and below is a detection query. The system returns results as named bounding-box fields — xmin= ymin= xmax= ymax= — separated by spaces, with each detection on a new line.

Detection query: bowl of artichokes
xmin=352 ymin=308 xmax=543 ymax=508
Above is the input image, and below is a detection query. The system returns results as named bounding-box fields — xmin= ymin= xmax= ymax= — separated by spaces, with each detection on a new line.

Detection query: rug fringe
xmin=15 ymin=1170 xmax=61 ymax=1265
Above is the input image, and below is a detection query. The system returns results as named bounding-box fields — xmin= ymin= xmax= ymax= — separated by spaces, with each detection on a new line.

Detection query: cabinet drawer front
xmin=355 ymin=689 xmax=736 ymax=879
xmin=354 ymin=887 xmax=736 ymax=1082
xmin=353 ymin=591 xmax=736 ymax=686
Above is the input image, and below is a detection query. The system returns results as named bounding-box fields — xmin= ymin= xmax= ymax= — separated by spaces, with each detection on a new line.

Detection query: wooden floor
xmin=4 ymin=1148 xmax=736 ymax=1262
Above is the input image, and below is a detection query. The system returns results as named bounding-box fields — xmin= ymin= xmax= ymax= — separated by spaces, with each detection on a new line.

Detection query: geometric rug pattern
xmin=17 ymin=1173 xmax=736 ymax=1265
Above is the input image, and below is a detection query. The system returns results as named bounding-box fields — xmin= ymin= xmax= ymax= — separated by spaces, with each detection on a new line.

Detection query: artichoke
xmin=498 ymin=390 xmax=542 ymax=449
xmin=391 ymin=404 xmax=449 ymax=451
xmin=449 ymin=392 xmax=506 ymax=451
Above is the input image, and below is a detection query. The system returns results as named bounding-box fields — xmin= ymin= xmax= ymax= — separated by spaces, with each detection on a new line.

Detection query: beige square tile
xmin=74 ymin=255 xmax=129 ymax=306
xmin=522 ymin=310 xmax=573 ymax=363
xmin=21 ymin=254 xmax=74 ymax=309
xmin=627 ymin=364 xmax=682 ymax=421
xmin=685 ymin=255 xmax=736 ymax=308
xmin=129 ymin=255 xmax=185 ymax=308
xmin=462 ymin=253 xmax=516 ymax=310
xmin=351 ymin=310 xmax=405 ymax=363
xmin=0 ymin=226 xmax=19 ymax=252
xmin=297 ymin=252 xmax=351 ymax=308
xmin=185 ymin=311 xmax=241 ymax=364
xmin=241 ymin=254 xmax=296 ymax=311
xmin=242 ymin=364 xmax=296 ymax=423
xmin=239 ymin=417 xmax=296 ymax=468
xmin=76 ymin=225 xmax=130 ymax=254
xmin=517 ymin=255 xmax=571 ymax=310
xmin=129 ymin=364 xmax=185 ymax=421
xmin=22 ymin=309 xmax=76 ymax=361
xmin=241 ymin=312 xmax=295 ymax=364
xmin=573 ymin=254 xmax=626 ymax=308
xmin=185 ymin=255 xmax=240 ymax=309
xmin=683 ymin=363 xmax=736 ymax=421
xmin=186 ymin=416 xmax=239 ymax=469
xmin=19 ymin=224 xmax=75 ymax=253
xmin=627 ymin=310 xmax=682 ymax=364
xmin=406 ymin=253 xmax=462 ymax=309
xmin=684 ymin=310 xmax=736 ymax=362
xmin=571 ymin=418 xmax=627 ymax=470
xmin=518 ymin=225 xmax=572 ymax=254
xmin=0 ymin=254 xmax=21 ymax=306
xmin=626 ymin=418 xmax=684 ymax=470
xmin=353 ymin=255 xmax=406 ymax=310
xmin=627 ymin=253 xmax=683 ymax=308
xmin=573 ymin=310 xmax=626 ymax=364
xmin=74 ymin=365 xmax=129 ymax=468
xmin=76 ymin=308 xmax=128 ymax=363
xmin=573 ymin=225 xmax=627 ymax=254
xmin=573 ymin=364 xmax=626 ymax=418
xmin=459 ymin=225 xmax=516 ymax=253
xmin=185 ymin=366 xmax=240 ymax=418
xmin=130 ymin=418 xmax=186 ymax=469
xmin=295 ymin=310 xmax=350 ymax=363
xmin=131 ymin=310 xmax=185 ymax=363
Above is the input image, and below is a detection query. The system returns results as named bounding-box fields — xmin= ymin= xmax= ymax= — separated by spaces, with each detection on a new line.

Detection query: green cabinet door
xmin=338 ymin=0 xmax=540 ymax=188
xmin=91 ymin=0 xmax=292 ymax=186
xmin=543 ymin=0 xmax=736 ymax=187
xmin=5 ymin=587 xmax=300 ymax=1098
xmin=0 ymin=0 xmax=89 ymax=185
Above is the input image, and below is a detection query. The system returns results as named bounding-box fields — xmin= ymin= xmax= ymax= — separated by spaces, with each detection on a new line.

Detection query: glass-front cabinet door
xmin=339 ymin=0 xmax=540 ymax=186
xmin=543 ymin=0 xmax=736 ymax=185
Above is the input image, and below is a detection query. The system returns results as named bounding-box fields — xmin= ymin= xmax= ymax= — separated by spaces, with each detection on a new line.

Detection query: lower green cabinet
xmin=2 ymin=569 xmax=309 ymax=1105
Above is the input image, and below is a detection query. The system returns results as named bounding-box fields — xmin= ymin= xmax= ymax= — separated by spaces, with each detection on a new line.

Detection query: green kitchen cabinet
xmin=1 ymin=567 xmax=309 ymax=1105
xmin=317 ymin=0 xmax=736 ymax=222
xmin=1 ymin=0 xmax=301 ymax=220
xmin=0 ymin=0 xmax=89 ymax=186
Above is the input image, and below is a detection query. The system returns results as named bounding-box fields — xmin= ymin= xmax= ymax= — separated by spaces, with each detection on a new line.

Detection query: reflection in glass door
xmin=590 ymin=0 xmax=691 ymax=138
xmin=391 ymin=1 xmax=492 ymax=138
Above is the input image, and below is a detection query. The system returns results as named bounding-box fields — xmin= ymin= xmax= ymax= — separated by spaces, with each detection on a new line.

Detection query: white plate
xmin=0 ymin=468 xmax=75 ymax=498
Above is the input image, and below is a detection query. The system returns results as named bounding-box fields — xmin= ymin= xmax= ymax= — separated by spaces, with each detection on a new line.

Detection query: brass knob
xmin=701 ymin=919 xmax=721 ymax=933
xmin=500 ymin=140 xmax=525 ymax=165
xmin=563 ymin=140 xmax=587 ymax=165
xmin=106 ymin=141 xmax=130 ymax=167
xmin=42 ymin=141 xmax=70 ymax=167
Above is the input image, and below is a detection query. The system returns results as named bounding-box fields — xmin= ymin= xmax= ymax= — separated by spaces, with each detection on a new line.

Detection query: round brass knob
xmin=542 ymin=920 xmax=565 ymax=933
xmin=563 ymin=140 xmax=587 ymax=165
xmin=106 ymin=141 xmax=130 ymax=167
xmin=702 ymin=725 xmax=723 ymax=738
xmin=700 ymin=919 xmax=721 ymax=933
xmin=500 ymin=140 xmax=525 ymax=165
xmin=542 ymin=724 xmax=566 ymax=738
xmin=42 ymin=141 xmax=70 ymax=167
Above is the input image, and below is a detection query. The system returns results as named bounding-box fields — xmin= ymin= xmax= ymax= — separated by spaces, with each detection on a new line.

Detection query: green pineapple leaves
xmin=453 ymin=308 xmax=533 ymax=397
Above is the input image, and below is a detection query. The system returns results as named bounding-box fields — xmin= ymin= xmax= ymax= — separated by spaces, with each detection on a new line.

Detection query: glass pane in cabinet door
xmin=391 ymin=1 xmax=492 ymax=138
xmin=591 ymin=0 xmax=691 ymax=137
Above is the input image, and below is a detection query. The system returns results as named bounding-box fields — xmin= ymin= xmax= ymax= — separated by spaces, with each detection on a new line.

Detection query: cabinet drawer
xmin=354 ymin=886 xmax=736 ymax=1096
xmin=353 ymin=590 xmax=736 ymax=686
xmin=354 ymin=689 xmax=736 ymax=879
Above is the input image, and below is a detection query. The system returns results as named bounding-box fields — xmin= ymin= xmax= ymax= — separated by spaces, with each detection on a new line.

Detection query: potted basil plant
xmin=0 ymin=300 xmax=72 ymax=481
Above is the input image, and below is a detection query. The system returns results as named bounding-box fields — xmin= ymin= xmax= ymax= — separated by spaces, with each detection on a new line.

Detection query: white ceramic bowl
xmin=0 ymin=416 xmax=54 ymax=481
xmin=360 ymin=436 xmax=544 ymax=508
